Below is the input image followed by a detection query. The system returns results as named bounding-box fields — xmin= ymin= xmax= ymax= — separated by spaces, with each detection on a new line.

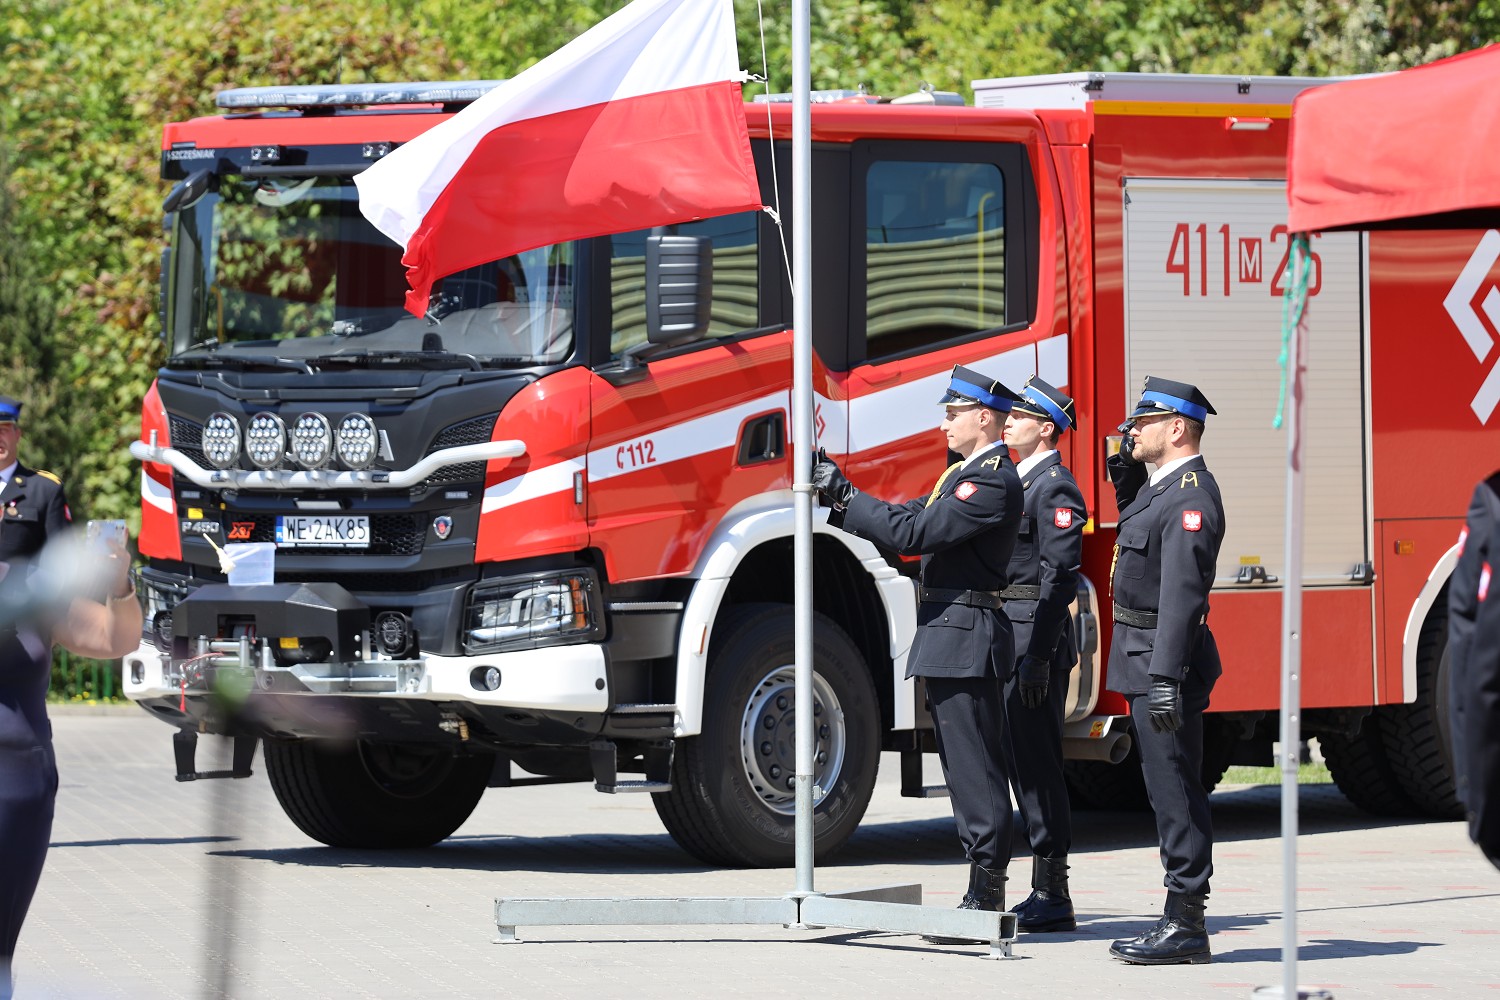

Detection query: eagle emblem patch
xmin=954 ymin=482 xmax=978 ymax=501
xmin=1055 ymin=508 xmax=1072 ymax=528
xmin=1182 ymin=510 xmax=1202 ymax=532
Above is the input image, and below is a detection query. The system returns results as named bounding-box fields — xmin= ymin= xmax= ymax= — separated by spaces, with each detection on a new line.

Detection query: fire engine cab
xmin=125 ymin=72 xmax=1495 ymax=866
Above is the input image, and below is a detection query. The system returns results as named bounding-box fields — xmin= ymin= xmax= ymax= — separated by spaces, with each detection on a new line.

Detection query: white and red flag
xmin=356 ymin=0 xmax=763 ymax=315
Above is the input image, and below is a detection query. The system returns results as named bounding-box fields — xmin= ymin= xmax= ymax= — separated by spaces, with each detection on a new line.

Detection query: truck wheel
xmin=264 ymin=738 xmax=491 ymax=848
xmin=1319 ymin=719 xmax=1421 ymax=817
xmin=1377 ymin=608 xmax=1464 ymax=819
xmin=1063 ymin=753 xmax=1149 ymax=810
xmin=653 ymin=603 xmax=880 ymax=868
xmin=1199 ymin=714 xmax=1239 ymax=794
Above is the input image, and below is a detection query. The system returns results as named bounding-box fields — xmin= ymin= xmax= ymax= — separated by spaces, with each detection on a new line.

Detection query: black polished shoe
xmin=1011 ymin=855 xmax=1076 ymax=932
xmin=922 ymin=863 xmax=1007 ymax=945
xmin=1109 ymin=892 xmax=1211 ymax=965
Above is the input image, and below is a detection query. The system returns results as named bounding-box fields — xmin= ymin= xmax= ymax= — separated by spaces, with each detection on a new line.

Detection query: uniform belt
xmin=920 ymin=587 xmax=1003 ymax=609
xmin=1112 ymin=604 xmax=1207 ymax=628
xmin=1112 ymin=604 xmax=1158 ymax=628
xmin=997 ymin=584 xmax=1041 ymax=601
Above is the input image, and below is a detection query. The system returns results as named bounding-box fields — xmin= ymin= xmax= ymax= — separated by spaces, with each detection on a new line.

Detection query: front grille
xmin=432 ymin=413 xmax=498 ymax=449
xmin=274 ymin=567 xmax=479 ymax=593
xmin=223 ymin=513 xmax=426 ymax=555
xmin=425 ymin=413 xmax=497 ymax=486
xmin=168 ymin=416 xmax=208 ymax=469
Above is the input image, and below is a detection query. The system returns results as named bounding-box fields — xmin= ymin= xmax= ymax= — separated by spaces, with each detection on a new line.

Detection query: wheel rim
xmin=356 ymin=742 xmax=458 ymax=799
xmin=737 ymin=664 xmax=847 ymax=815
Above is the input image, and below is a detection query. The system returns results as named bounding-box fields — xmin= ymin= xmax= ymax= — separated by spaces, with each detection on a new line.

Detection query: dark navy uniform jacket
xmin=1006 ymin=452 xmax=1086 ymax=669
xmin=0 ymin=465 xmax=70 ymax=563
xmin=1450 ymin=470 xmax=1500 ymax=867
xmin=838 ymin=445 xmax=1023 ymax=680
xmin=1105 ymin=453 xmax=1225 ymax=695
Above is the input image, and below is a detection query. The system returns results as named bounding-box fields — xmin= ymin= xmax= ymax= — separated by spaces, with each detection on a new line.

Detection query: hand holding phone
xmin=86 ymin=519 xmax=132 ymax=598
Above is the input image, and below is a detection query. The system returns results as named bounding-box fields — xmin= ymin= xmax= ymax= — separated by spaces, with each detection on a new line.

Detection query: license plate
xmin=275 ymin=515 xmax=370 ymax=548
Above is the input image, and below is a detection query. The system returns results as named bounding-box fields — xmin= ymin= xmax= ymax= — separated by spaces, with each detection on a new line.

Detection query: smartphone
xmin=86 ymin=519 xmax=128 ymax=551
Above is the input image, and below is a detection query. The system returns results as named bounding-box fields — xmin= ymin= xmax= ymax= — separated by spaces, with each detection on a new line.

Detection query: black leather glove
xmin=1117 ymin=423 xmax=1140 ymax=466
xmin=1146 ymin=677 xmax=1183 ymax=733
xmin=1018 ymin=655 xmax=1050 ymax=709
xmin=811 ymin=448 xmax=856 ymax=507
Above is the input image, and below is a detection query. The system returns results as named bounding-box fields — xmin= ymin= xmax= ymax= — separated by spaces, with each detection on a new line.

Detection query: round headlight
xmin=289 ymin=412 xmax=332 ymax=469
xmin=201 ymin=412 xmax=241 ymax=470
xmin=244 ymin=412 xmax=287 ymax=469
xmin=335 ymin=413 xmax=378 ymax=470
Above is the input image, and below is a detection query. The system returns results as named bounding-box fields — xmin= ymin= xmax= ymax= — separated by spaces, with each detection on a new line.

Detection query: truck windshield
xmin=166 ymin=175 xmax=574 ymax=366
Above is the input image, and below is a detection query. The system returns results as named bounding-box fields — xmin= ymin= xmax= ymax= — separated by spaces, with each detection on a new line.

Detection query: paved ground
xmin=11 ymin=712 xmax=1500 ymax=999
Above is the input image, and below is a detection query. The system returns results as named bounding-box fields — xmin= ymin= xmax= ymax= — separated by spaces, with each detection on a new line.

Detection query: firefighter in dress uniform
xmin=999 ymin=376 xmax=1087 ymax=933
xmin=1105 ymin=376 xmax=1225 ymax=966
xmin=812 ymin=365 xmax=1024 ymax=931
xmin=1449 ymin=469 xmax=1500 ymax=870
xmin=0 ymin=397 xmax=71 ymax=564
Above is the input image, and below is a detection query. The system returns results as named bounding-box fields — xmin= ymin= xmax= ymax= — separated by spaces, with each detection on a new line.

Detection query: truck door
xmin=839 ymin=139 xmax=1045 ymax=504
xmin=586 ymin=203 xmax=791 ymax=585
xmin=1121 ymin=178 xmax=1370 ymax=590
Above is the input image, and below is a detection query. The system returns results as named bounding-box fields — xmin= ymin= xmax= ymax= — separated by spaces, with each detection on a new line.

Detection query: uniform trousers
xmin=926 ymin=674 xmax=1014 ymax=871
xmin=0 ymin=742 xmax=56 ymax=993
xmin=1128 ymin=680 xmax=1213 ymax=895
xmin=1001 ymin=656 xmax=1072 ymax=858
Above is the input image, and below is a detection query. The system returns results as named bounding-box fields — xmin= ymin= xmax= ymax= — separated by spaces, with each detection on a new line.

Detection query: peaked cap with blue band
xmin=0 ymin=396 xmax=20 ymax=423
xmin=1127 ymin=375 xmax=1216 ymax=423
xmin=1013 ymin=375 xmax=1075 ymax=431
xmin=937 ymin=364 xmax=1022 ymax=411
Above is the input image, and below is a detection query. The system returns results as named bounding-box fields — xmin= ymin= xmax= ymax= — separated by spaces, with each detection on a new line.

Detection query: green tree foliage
xmin=0 ymin=144 xmax=79 ymax=496
xmin=0 ymin=2 xmax=455 ymax=527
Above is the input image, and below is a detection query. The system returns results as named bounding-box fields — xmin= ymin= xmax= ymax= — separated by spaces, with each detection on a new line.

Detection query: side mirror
xmin=163 ymin=168 xmax=214 ymax=214
xmin=644 ymin=235 xmax=712 ymax=348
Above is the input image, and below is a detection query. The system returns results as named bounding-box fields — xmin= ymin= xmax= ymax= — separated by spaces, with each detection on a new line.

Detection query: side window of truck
xmin=863 ymin=159 xmax=1006 ymax=359
xmin=607 ymin=210 xmax=762 ymax=358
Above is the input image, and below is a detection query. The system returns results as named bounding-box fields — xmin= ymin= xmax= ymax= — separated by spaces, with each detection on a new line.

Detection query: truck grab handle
xmin=129 ymin=438 xmax=526 ymax=491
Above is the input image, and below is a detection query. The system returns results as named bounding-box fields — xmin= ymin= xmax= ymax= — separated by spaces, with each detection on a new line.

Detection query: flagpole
xmin=492 ymin=0 xmax=1013 ymax=956
xmin=790 ymin=0 xmax=815 ymax=898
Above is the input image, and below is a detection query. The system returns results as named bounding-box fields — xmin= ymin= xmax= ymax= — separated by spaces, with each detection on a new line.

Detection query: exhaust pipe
xmin=1062 ymin=730 xmax=1132 ymax=764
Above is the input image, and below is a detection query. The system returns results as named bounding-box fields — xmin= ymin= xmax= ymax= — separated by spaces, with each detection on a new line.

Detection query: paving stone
xmin=9 ymin=715 xmax=1499 ymax=999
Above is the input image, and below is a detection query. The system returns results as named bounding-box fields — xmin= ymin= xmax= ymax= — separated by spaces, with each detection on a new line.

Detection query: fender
xmin=671 ymin=492 xmax=916 ymax=737
xmin=1400 ymin=541 xmax=1461 ymax=704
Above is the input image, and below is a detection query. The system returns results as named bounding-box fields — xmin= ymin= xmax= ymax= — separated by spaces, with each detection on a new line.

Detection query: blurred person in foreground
xmin=1450 ymin=469 xmax=1500 ymax=871
xmin=1 ymin=529 xmax=142 ymax=999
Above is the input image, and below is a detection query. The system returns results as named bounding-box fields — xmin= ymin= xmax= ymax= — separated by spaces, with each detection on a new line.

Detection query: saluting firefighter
xmin=999 ymin=376 xmax=1087 ymax=933
xmin=0 ymin=396 xmax=72 ymax=564
xmin=1106 ymin=376 xmax=1225 ymax=966
xmin=813 ymin=365 xmax=1024 ymax=928
xmin=1449 ymin=469 xmax=1500 ymax=871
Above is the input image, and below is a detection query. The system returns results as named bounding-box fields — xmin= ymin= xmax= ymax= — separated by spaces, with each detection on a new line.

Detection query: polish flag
xmin=356 ymin=0 xmax=763 ymax=315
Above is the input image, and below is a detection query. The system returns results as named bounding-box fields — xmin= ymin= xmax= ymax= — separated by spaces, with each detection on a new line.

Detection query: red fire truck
xmin=125 ymin=72 xmax=1495 ymax=866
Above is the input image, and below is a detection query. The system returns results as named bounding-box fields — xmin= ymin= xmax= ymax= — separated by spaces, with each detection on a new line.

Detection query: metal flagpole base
xmin=1252 ymin=987 xmax=1335 ymax=999
xmin=494 ymin=883 xmax=1018 ymax=959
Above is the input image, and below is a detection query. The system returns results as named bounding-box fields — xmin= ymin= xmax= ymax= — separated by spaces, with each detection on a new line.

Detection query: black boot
xmin=1109 ymin=892 xmax=1211 ymax=965
xmin=922 ymin=863 xmax=1007 ymax=945
xmin=1011 ymin=855 xmax=1077 ymax=932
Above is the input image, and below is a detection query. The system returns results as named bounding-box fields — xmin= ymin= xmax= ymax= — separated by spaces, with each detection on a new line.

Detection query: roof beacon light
xmin=216 ymin=81 xmax=507 ymax=111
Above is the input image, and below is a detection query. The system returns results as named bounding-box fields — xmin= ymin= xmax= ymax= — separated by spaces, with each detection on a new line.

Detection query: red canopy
xmin=1288 ymin=45 xmax=1500 ymax=233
